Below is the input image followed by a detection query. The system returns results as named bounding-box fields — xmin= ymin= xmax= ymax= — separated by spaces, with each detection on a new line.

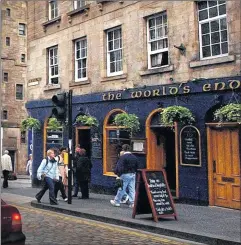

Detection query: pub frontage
xmin=26 ymin=75 xmax=241 ymax=209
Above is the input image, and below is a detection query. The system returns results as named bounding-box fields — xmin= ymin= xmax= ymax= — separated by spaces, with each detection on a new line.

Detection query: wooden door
xmin=208 ymin=127 xmax=240 ymax=209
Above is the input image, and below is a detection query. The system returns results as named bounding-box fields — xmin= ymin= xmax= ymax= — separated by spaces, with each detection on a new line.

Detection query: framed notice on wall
xmin=180 ymin=125 xmax=201 ymax=167
xmin=130 ymin=139 xmax=146 ymax=154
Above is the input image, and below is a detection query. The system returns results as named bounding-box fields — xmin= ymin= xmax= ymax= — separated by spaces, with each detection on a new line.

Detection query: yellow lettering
xmin=183 ymin=85 xmax=190 ymax=94
xmin=169 ymin=87 xmax=178 ymax=95
xmin=162 ymin=86 xmax=166 ymax=95
xmin=116 ymin=93 xmax=122 ymax=100
xmin=152 ymin=89 xmax=160 ymax=97
xmin=229 ymin=80 xmax=241 ymax=90
xmin=102 ymin=94 xmax=107 ymax=101
xmin=214 ymin=82 xmax=225 ymax=91
xmin=143 ymin=90 xmax=151 ymax=97
xmin=131 ymin=91 xmax=142 ymax=98
xmin=109 ymin=93 xmax=115 ymax=100
xmin=203 ymin=83 xmax=211 ymax=92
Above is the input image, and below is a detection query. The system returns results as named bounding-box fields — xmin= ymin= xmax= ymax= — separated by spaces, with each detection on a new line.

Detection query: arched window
xmin=103 ymin=109 xmax=130 ymax=176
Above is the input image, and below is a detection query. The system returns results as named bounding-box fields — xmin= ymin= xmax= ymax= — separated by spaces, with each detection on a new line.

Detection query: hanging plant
xmin=160 ymin=106 xmax=195 ymax=126
xmin=214 ymin=103 xmax=241 ymax=123
xmin=113 ymin=113 xmax=140 ymax=135
xmin=21 ymin=117 xmax=41 ymax=132
xmin=76 ymin=115 xmax=99 ymax=127
xmin=47 ymin=118 xmax=62 ymax=131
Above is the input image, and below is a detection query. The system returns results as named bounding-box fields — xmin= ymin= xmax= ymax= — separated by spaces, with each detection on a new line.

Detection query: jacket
xmin=1 ymin=154 xmax=12 ymax=171
xmin=37 ymin=157 xmax=59 ymax=180
xmin=75 ymin=155 xmax=92 ymax=181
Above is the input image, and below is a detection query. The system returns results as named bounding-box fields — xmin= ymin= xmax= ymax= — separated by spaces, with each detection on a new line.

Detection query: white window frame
xmin=19 ymin=23 xmax=26 ymax=36
xmin=106 ymin=27 xmax=123 ymax=77
xmin=75 ymin=37 xmax=87 ymax=82
xmin=48 ymin=46 xmax=59 ymax=84
xmin=198 ymin=1 xmax=228 ymax=60
xmin=73 ymin=0 xmax=86 ymax=9
xmin=147 ymin=12 xmax=169 ymax=69
xmin=49 ymin=0 xmax=58 ymax=20
xmin=16 ymin=84 xmax=24 ymax=101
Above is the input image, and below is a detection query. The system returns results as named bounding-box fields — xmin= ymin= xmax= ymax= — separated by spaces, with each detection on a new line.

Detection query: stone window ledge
xmin=190 ymin=55 xmax=235 ymax=68
xmin=42 ymin=16 xmax=61 ymax=28
xmin=139 ymin=65 xmax=174 ymax=76
xmin=43 ymin=84 xmax=61 ymax=91
xmin=69 ymin=80 xmax=90 ymax=87
xmin=101 ymin=74 xmax=127 ymax=83
xmin=67 ymin=4 xmax=90 ymax=18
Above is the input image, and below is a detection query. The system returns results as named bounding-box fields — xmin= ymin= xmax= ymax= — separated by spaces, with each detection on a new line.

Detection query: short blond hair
xmin=120 ymin=151 xmax=125 ymax=156
xmin=47 ymin=149 xmax=54 ymax=156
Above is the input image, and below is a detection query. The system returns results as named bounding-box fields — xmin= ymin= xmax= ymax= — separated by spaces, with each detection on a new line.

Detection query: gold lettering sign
xmin=131 ymin=91 xmax=142 ymax=98
xmin=203 ymin=83 xmax=211 ymax=92
xmin=183 ymin=86 xmax=190 ymax=94
xmin=169 ymin=87 xmax=178 ymax=95
xmin=143 ymin=90 xmax=151 ymax=97
xmin=152 ymin=89 xmax=160 ymax=96
xmin=214 ymin=82 xmax=225 ymax=91
xmin=229 ymin=80 xmax=241 ymax=89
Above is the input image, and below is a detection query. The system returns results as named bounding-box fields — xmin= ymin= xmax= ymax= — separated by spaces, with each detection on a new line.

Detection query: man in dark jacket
xmin=110 ymin=144 xmax=138 ymax=208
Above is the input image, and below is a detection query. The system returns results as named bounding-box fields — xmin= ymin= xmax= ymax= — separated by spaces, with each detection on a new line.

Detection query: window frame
xmin=6 ymin=8 xmax=11 ymax=17
xmin=198 ymin=1 xmax=228 ymax=60
xmin=19 ymin=23 xmax=26 ymax=36
xmin=48 ymin=46 xmax=59 ymax=85
xmin=147 ymin=12 xmax=169 ymax=69
xmin=21 ymin=54 xmax=26 ymax=63
xmin=6 ymin=37 xmax=10 ymax=46
xmin=2 ymin=110 xmax=8 ymax=120
xmin=106 ymin=27 xmax=123 ymax=77
xmin=3 ymin=72 xmax=8 ymax=82
xmin=15 ymin=84 xmax=24 ymax=101
xmin=49 ymin=0 xmax=59 ymax=20
xmin=73 ymin=0 xmax=86 ymax=9
xmin=75 ymin=37 xmax=88 ymax=82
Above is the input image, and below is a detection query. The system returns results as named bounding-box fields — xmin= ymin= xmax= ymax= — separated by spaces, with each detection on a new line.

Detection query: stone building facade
xmin=1 ymin=1 xmax=28 ymax=174
xmin=26 ymin=1 xmax=240 ymax=208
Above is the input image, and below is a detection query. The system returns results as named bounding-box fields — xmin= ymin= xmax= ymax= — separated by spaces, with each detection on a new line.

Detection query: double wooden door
xmin=207 ymin=126 xmax=240 ymax=209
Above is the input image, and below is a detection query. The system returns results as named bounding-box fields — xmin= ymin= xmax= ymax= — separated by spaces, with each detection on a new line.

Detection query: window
xmin=48 ymin=46 xmax=59 ymax=84
xmin=3 ymin=72 xmax=8 ymax=82
xmin=107 ymin=27 xmax=123 ymax=76
xmin=21 ymin=54 xmax=26 ymax=63
xmin=16 ymin=84 xmax=24 ymax=100
xmin=147 ymin=13 xmax=168 ymax=68
xmin=49 ymin=0 xmax=58 ymax=20
xmin=3 ymin=110 xmax=8 ymax=120
xmin=75 ymin=38 xmax=87 ymax=81
xmin=19 ymin=23 xmax=26 ymax=36
xmin=198 ymin=1 xmax=228 ymax=59
xmin=6 ymin=37 xmax=10 ymax=46
xmin=20 ymin=131 xmax=26 ymax=144
xmin=73 ymin=0 xmax=86 ymax=9
xmin=6 ymin=8 xmax=11 ymax=17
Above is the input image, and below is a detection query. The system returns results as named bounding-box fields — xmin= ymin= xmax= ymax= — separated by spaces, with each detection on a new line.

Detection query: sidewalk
xmin=29 ymin=193 xmax=241 ymax=245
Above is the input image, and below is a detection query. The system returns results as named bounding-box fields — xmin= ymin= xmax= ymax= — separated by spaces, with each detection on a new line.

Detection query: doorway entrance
xmin=146 ymin=109 xmax=178 ymax=196
xmin=75 ymin=127 xmax=91 ymax=158
xmin=207 ymin=124 xmax=240 ymax=210
xmin=8 ymin=150 xmax=15 ymax=172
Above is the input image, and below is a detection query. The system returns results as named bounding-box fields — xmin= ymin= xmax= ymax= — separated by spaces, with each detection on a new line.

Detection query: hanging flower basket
xmin=21 ymin=117 xmax=41 ymax=132
xmin=47 ymin=118 xmax=62 ymax=131
xmin=160 ymin=106 xmax=195 ymax=126
xmin=113 ymin=113 xmax=140 ymax=135
xmin=76 ymin=115 xmax=99 ymax=127
xmin=214 ymin=103 xmax=241 ymax=123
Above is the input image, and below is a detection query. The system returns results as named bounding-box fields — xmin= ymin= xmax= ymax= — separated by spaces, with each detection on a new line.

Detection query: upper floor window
xmin=75 ymin=38 xmax=87 ymax=81
xmin=6 ymin=37 xmax=10 ymax=46
xmin=107 ymin=27 xmax=123 ymax=77
xmin=3 ymin=72 xmax=8 ymax=82
xmin=73 ymin=0 xmax=86 ymax=9
xmin=16 ymin=84 xmax=24 ymax=100
xmin=3 ymin=110 xmax=8 ymax=120
xmin=198 ymin=1 xmax=228 ymax=59
xmin=21 ymin=54 xmax=26 ymax=63
xmin=6 ymin=8 xmax=11 ymax=17
xmin=20 ymin=131 xmax=26 ymax=144
xmin=19 ymin=23 xmax=26 ymax=36
xmin=48 ymin=46 xmax=59 ymax=84
xmin=147 ymin=12 xmax=168 ymax=69
xmin=49 ymin=0 xmax=58 ymax=20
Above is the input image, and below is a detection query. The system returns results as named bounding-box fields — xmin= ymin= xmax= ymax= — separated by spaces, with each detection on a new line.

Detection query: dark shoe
xmin=50 ymin=202 xmax=58 ymax=205
xmin=72 ymin=194 xmax=78 ymax=197
xmin=36 ymin=198 xmax=41 ymax=203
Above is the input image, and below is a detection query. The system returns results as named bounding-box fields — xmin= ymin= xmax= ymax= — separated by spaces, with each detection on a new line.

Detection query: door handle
xmin=213 ymin=160 xmax=216 ymax=173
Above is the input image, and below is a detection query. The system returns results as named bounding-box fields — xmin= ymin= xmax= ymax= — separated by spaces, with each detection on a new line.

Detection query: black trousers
xmin=54 ymin=176 xmax=67 ymax=199
xmin=2 ymin=170 xmax=9 ymax=188
xmin=78 ymin=180 xmax=89 ymax=199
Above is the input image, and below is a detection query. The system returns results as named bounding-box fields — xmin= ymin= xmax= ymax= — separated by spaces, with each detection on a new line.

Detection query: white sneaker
xmin=110 ymin=200 xmax=120 ymax=207
xmin=120 ymin=195 xmax=129 ymax=204
xmin=64 ymin=198 xmax=68 ymax=202
xmin=56 ymin=198 xmax=60 ymax=201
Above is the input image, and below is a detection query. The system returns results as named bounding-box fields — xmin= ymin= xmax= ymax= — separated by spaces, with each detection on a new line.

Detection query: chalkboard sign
xmin=91 ymin=135 xmax=102 ymax=159
xmin=180 ymin=126 xmax=201 ymax=167
xmin=132 ymin=169 xmax=177 ymax=222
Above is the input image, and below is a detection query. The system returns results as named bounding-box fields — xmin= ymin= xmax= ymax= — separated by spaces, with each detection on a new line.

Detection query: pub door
xmin=207 ymin=125 xmax=240 ymax=209
xmin=75 ymin=127 xmax=91 ymax=158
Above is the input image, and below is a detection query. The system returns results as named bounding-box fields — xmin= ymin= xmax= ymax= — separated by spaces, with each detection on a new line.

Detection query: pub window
xmin=16 ymin=84 xmax=24 ymax=100
xmin=48 ymin=46 xmax=59 ymax=84
xmin=49 ymin=0 xmax=58 ymax=20
xmin=21 ymin=54 xmax=26 ymax=63
xmin=147 ymin=12 xmax=168 ymax=69
xmin=3 ymin=110 xmax=8 ymax=120
xmin=103 ymin=109 xmax=131 ymax=175
xmin=19 ymin=23 xmax=26 ymax=36
xmin=6 ymin=8 xmax=11 ymax=17
xmin=75 ymin=37 xmax=87 ymax=81
xmin=21 ymin=131 xmax=26 ymax=144
xmin=198 ymin=1 xmax=228 ymax=59
xmin=3 ymin=72 xmax=8 ymax=82
xmin=73 ymin=0 xmax=86 ymax=9
xmin=6 ymin=37 xmax=10 ymax=46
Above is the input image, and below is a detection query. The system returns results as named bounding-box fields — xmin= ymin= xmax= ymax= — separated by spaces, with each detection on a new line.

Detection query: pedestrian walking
xmin=1 ymin=150 xmax=13 ymax=188
xmin=119 ymin=150 xmax=129 ymax=204
xmin=110 ymin=144 xmax=138 ymax=208
xmin=35 ymin=149 xmax=59 ymax=205
xmin=26 ymin=154 xmax=33 ymax=183
xmin=75 ymin=148 xmax=92 ymax=199
xmin=72 ymin=146 xmax=81 ymax=197
xmin=54 ymin=147 xmax=68 ymax=202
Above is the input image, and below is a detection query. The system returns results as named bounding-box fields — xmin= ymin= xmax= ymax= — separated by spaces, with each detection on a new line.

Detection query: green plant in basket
xmin=21 ymin=117 xmax=41 ymax=131
xmin=214 ymin=103 xmax=241 ymax=123
xmin=76 ymin=115 xmax=99 ymax=127
xmin=48 ymin=118 xmax=62 ymax=131
xmin=160 ymin=106 xmax=195 ymax=126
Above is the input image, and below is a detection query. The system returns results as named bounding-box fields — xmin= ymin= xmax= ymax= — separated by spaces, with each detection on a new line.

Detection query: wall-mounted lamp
xmin=174 ymin=43 xmax=186 ymax=55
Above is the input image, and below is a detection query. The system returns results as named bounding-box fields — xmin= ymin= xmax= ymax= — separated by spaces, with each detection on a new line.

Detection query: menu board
xmin=132 ymin=170 xmax=177 ymax=222
xmin=91 ymin=135 xmax=102 ymax=159
xmin=180 ymin=126 xmax=201 ymax=166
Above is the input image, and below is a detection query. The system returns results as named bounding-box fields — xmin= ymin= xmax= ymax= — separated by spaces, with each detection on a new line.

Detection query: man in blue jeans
xmin=110 ymin=144 xmax=138 ymax=208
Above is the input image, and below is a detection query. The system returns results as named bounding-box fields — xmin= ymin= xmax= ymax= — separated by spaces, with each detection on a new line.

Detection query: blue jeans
xmin=114 ymin=173 xmax=136 ymax=204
